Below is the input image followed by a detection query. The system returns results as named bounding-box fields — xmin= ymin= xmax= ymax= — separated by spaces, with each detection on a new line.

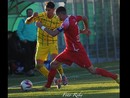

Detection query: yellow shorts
xmin=35 ymin=43 xmax=58 ymax=61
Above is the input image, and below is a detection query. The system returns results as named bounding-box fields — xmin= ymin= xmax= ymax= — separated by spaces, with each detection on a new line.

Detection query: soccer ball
xmin=20 ymin=79 xmax=33 ymax=91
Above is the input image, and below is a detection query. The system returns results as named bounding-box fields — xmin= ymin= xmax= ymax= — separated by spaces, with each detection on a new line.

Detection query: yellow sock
xmin=57 ymin=64 xmax=64 ymax=76
xmin=36 ymin=64 xmax=49 ymax=78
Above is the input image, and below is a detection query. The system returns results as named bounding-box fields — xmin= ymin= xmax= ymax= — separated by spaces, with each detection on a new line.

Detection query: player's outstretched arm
xmin=25 ymin=12 xmax=38 ymax=24
xmin=80 ymin=16 xmax=91 ymax=36
xmin=82 ymin=16 xmax=89 ymax=29
xmin=36 ymin=22 xmax=60 ymax=37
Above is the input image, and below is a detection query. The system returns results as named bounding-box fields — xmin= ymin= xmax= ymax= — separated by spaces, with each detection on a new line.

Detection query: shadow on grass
xmin=8 ymin=86 xmax=57 ymax=93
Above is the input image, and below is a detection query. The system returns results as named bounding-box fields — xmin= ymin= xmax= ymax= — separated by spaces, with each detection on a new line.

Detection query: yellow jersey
xmin=30 ymin=12 xmax=62 ymax=46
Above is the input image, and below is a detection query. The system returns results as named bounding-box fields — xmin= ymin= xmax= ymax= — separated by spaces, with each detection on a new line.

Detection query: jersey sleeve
xmin=33 ymin=13 xmax=43 ymax=22
xmin=75 ymin=16 xmax=83 ymax=22
xmin=62 ymin=17 xmax=69 ymax=30
xmin=57 ymin=17 xmax=69 ymax=32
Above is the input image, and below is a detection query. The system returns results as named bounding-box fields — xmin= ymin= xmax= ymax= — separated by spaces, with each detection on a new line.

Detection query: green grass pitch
xmin=8 ymin=61 xmax=120 ymax=98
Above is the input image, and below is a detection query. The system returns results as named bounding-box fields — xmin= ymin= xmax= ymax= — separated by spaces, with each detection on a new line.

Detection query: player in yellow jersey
xmin=25 ymin=1 xmax=68 ymax=88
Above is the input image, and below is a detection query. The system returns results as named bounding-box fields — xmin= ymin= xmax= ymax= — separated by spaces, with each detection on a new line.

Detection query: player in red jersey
xmin=36 ymin=6 xmax=119 ymax=89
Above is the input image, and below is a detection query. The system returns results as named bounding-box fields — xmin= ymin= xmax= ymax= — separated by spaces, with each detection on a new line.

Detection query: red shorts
xmin=54 ymin=49 xmax=92 ymax=68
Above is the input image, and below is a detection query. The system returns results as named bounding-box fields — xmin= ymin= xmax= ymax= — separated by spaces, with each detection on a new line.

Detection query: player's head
xmin=26 ymin=8 xmax=33 ymax=17
xmin=44 ymin=1 xmax=55 ymax=18
xmin=56 ymin=6 xmax=67 ymax=21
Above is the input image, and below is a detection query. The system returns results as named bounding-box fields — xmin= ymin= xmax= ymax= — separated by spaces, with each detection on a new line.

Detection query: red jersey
xmin=55 ymin=15 xmax=92 ymax=68
xmin=61 ymin=15 xmax=85 ymax=52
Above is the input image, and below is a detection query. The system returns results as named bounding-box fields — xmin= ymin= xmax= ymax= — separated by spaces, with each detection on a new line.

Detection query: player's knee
xmin=87 ymin=65 xmax=97 ymax=74
xmin=88 ymin=68 xmax=96 ymax=74
xmin=35 ymin=59 xmax=44 ymax=69
xmin=35 ymin=64 xmax=42 ymax=69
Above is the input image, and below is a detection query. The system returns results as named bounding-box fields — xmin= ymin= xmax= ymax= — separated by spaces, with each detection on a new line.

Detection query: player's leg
xmin=35 ymin=46 xmax=61 ymax=89
xmin=51 ymin=53 xmax=68 ymax=85
xmin=35 ymin=59 xmax=49 ymax=78
xmin=82 ymin=52 xmax=119 ymax=84
xmin=84 ymin=53 xmax=119 ymax=84
xmin=44 ymin=50 xmax=72 ymax=89
xmin=87 ymin=65 xmax=119 ymax=84
xmin=57 ymin=65 xmax=68 ymax=85
xmin=75 ymin=50 xmax=119 ymax=84
xmin=36 ymin=59 xmax=61 ymax=89
xmin=35 ymin=46 xmax=49 ymax=78
xmin=45 ymin=60 xmax=61 ymax=88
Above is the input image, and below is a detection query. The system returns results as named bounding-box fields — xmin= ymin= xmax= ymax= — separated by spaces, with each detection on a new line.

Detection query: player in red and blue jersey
xmin=36 ymin=6 xmax=119 ymax=90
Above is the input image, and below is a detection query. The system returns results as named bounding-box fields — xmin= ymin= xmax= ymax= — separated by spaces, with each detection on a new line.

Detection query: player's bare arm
xmin=80 ymin=16 xmax=91 ymax=36
xmin=25 ymin=12 xmax=38 ymax=24
xmin=36 ymin=21 xmax=60 ymax=37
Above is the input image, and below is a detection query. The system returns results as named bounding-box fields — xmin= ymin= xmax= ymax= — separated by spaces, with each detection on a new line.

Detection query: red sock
xmin=96 ymin=68 xmax=117 ymax=80
xmin=45 ymin=69 xmax=57 ymax=88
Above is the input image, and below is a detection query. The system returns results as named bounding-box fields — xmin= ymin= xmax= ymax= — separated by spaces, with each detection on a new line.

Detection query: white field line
xmin=8 ymin=68 xmax=119 ymax=89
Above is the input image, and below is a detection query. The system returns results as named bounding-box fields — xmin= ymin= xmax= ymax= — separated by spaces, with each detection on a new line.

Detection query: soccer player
xmin=36 ymin=6 xmax=119 ymax=89
xmin=25 ymin=2 xmax=68 ymax=87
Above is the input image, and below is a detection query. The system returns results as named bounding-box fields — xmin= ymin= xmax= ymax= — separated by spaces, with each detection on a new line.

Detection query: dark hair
xmin=46 ymin=1 xmax=55 ymax=9
xmin=56 ymin=6 xmax=66 ymax=15
xmin=26 ymin=8 xmax=33 ymax=13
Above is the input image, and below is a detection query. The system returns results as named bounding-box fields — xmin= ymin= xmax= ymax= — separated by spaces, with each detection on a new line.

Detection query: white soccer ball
xmin=20 ymin=79 xmax=33 ymax=91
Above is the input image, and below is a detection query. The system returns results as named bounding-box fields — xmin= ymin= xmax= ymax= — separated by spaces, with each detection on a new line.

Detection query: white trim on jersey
xmin=72 ymin=43 xmax=79 ymax=52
